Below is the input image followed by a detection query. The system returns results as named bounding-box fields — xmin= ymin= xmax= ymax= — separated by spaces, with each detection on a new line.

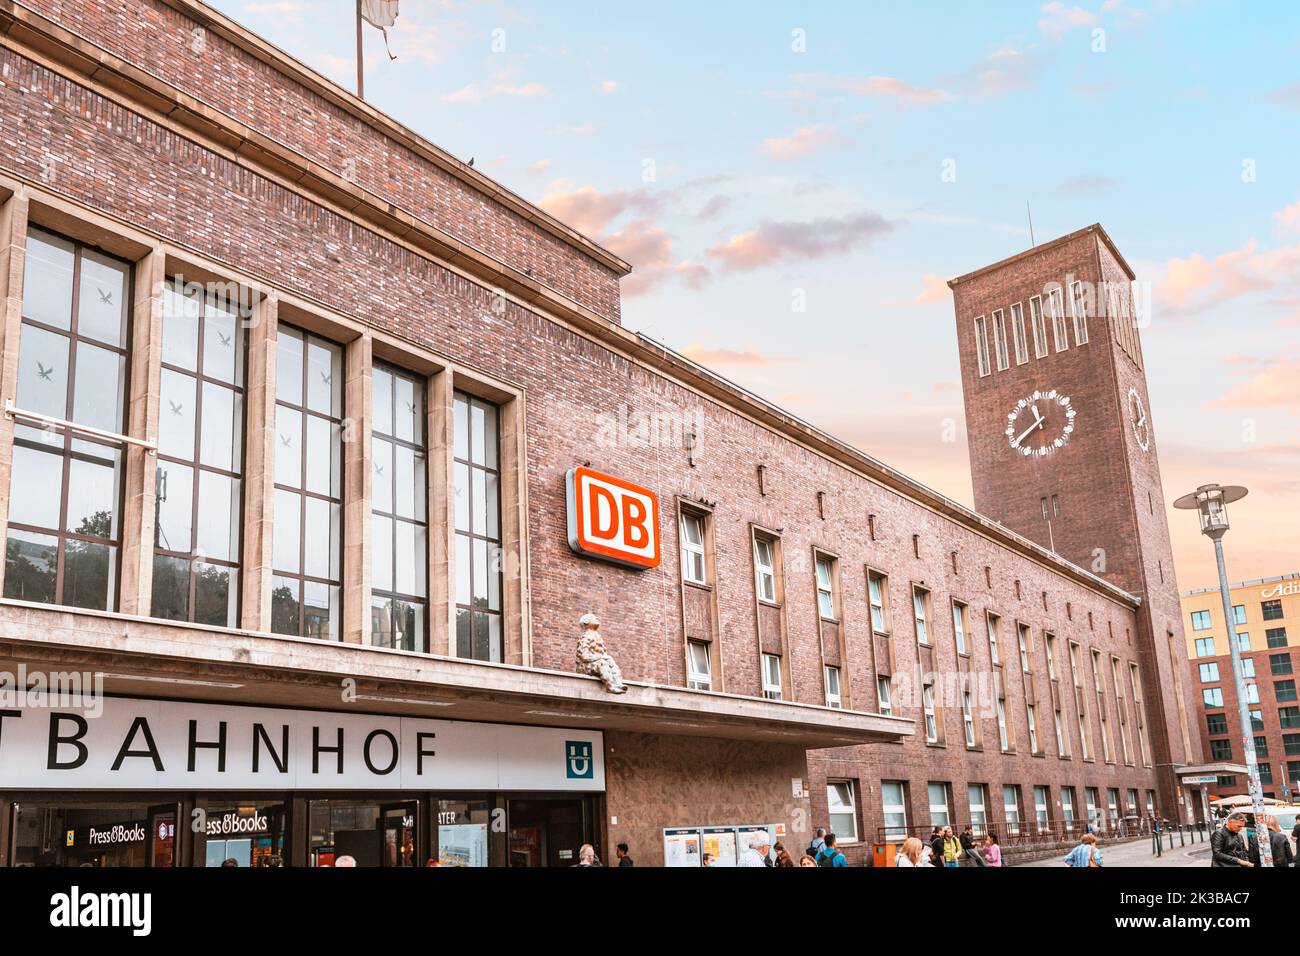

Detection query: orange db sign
xmin=566 ymin=467 xmax=661 ymax=570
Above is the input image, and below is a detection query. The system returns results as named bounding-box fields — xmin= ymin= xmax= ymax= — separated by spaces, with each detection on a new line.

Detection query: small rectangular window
xmin=1203 ymin=687 xmax=1224 ymax=708
xmin=1199 ymin=662 xmax=1220 ymax=683
xmin=877 ymin=676 xmax=893 ymax=715
xmin=1263 ymin=599 xmax=1284 ymax=621
xmin=679 ymin=510 xmax=707 ymax=586
xmin=868 ymin=570 xmax=889 ymax=634
xmin=1195 ymin=637 xmax=1216 ymax=657
xmin=815 ymin=555 xmax=836 ymax=619
xmin=827 ymin=781 xmax=858 ymax=842
xmin=825 ymin=665 xmax=842 ymax=709
xmin=1191 ymin=609 xmax=1212 ymax=630
xmin=962 ymin=691 xmax=976 ymax=747
xmin=923 ymin=683 xmax=938 ymax=743
xmin=753 ymin=535 xmax=777 ymax=603
xmin=762 ymin=653 xmax=783 ymax=701
xmin=882 ymin=781 xmax=908 ymax=840
xmin=687 ymin=639 xmax=712 ymax=691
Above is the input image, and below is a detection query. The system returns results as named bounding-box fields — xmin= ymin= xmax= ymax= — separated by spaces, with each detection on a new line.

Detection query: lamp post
xmin=1173 ymin=483 xmax=1272 ymax=866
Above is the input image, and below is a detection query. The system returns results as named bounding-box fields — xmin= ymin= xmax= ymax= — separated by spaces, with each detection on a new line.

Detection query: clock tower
xmin=949 ymin=224 xmax=1200 ymax=818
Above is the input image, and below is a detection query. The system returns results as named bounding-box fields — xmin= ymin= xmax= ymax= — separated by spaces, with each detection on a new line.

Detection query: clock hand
xmin=1014 ymin=412 xmax=1045 ymax=446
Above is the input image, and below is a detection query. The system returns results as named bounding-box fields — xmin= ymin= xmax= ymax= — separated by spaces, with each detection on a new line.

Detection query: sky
xmin=216 ymin=0 xmax=1300 ymax=591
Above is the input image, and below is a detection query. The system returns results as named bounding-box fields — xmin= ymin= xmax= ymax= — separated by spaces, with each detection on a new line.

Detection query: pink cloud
xmin=707 ymin=212 xmax=896 ymax=271
xmin=1156 ymin=240 xmax=1300 ymax=314
xmin=1038 ymin=2 xmax=1099 ymax=40
xmin=682 ymin=345 xmax=789 ymax=367
xmin=762 ymin=124 xmax=846 ymax=160
xmin=914 ymin=273 xmax=951 ymax=304
xmin=444 ymin=79 xmax=544 ymax=103
xmin=793 ymin=72 xmax=953 ymax=106
xmin=1275 ymin=200 xmax=1300 ymax=234
xmin=1213 ymin=353 xmax=1300 ymax=415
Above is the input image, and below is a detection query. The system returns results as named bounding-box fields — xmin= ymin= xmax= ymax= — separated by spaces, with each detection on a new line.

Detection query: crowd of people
xmin=1209 ymin=811 xmax=1298 ymax=867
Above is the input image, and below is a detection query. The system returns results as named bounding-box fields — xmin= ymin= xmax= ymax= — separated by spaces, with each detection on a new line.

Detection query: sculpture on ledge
xmin=575 ymin=613 xmax=627 ymax=694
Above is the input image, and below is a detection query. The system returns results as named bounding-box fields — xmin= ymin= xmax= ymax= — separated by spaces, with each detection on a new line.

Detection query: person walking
xmin=895 ymin=837 xmax=931 ymax=867
xmin=982 ymin=832 xmax=1002 ymax=867
xmin=1063 ymin=833 xmax=1103 ymax=867
xmin=1210 ymin=812 xmax=1259 ymax=868
xmin=616 ymin=843 xmax=634 ymax=867
xmin=807 ymin=827 xmax=827 ymax=859
xmin=1266 ymin=816 xmax=1293 ymax=868
xmin=817 ymin=832 xmax=847 ymax=867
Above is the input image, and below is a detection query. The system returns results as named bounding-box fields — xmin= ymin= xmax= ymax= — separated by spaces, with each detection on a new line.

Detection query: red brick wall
xmin=19 ymin=0 xmax=623 ymax=323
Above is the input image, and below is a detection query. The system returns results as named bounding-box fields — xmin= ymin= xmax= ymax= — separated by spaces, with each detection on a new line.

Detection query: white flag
xmin=360 ymin=0 xmax=399 ymax=59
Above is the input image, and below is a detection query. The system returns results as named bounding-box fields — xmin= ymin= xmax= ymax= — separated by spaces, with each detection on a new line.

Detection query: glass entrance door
xmin=379 ymin=801 xmax=418 ymax=867
xmin=507 ymin=799 xmax=589 ymax=867
xmin=146 ymin=803 xmax=179 ymax=867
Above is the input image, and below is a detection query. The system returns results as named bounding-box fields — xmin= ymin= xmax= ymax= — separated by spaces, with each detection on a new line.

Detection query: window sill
xmin=684 ymin=580 xmax=712 ymax=593
xmin=757 ymin=598 xmax=781 ymax=610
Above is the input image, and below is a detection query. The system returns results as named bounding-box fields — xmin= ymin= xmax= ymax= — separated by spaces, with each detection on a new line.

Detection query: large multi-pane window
xmin=827 ymin=781 xmax=857 ymax=842
xmin=272 ymin=326 xmax=343 ymax=639
xmin=370 ymin=364 xmax=427 ymax=651
xmin=454 ymin=391 xmax=502 ymax=661
xmin=151 ymin=280 xmax=245 ymax=627
xmin=881 ymin=781 xmax=908 ymax=840
xmin=4 ymin=229 xmax=129 ymax=611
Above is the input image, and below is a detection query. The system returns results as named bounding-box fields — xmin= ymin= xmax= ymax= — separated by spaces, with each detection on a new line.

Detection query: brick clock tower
xmin=949 ymin=224 xmax=1200 ymax=818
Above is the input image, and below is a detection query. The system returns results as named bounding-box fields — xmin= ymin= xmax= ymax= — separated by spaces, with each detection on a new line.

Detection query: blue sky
xmin=218 ymin=0 xmax=1300 ymax=587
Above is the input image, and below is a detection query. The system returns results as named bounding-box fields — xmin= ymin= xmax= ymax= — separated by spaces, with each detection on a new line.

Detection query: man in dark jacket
xmin=616 ymin=843 xmax=634 ymax=867
xmin=1267 ymin=818 xmax=1293 ymax=868
xmin=1211 ymin=813 xmax=1260 ymax=867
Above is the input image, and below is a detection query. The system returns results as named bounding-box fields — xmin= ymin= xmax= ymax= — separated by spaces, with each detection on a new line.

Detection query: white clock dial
xmin=1005 ymin=388 xmax=1077 ymax=458
xmin=1128 ymin=387 xmax=1150 ymax=452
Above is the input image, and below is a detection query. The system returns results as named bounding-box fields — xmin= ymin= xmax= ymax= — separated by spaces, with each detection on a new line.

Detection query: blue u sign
xmin=565 ymin=740 xmax=594 ymax=779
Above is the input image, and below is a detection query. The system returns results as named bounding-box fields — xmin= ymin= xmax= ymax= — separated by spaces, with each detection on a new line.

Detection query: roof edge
xmin=947 ymin=223 xmax=1136 ymax=288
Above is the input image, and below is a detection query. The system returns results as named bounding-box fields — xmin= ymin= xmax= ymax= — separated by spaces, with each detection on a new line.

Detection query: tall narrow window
xmin=1029 ymin=295 xmax=1048 ymax=358
xmin=1003 ymin=785 xmax=1021 ymax=835
xmin=877 ymin=675 xmax=893 ymax=715
xmin=272 ymin=327 xmax=342 ymax=639
xmin=952 ymin=600 xmax=968 ymax=655
xmin=815 ymin=555 xmax=836 ymax=618
xmin=1010 ymin=302 xmax=1029 ymax=364
xmin=1026 ymin=703 xmax=1039 ymax=752
xmin=868 ymin=570 xmax=889 ymax=633
xmin=973 ymin=315 xmax=991 ymax=377
xmin=986 ymin=612 xmax=1001 ymax=664
xmin=962 ymin=691 xmax=976 ymax=747
xmin=923 ymin=682 xmax=938 ymax=743
xmin=1070 ymin=280 xmax=1089 ymax=345
xmin=762 ymin=653 xmax=783 ymax=700
xmin=5 ymin=229 xmax=129 ymax=610
xmin=913 ymin=587 xmax=930 ymax=645
xmin=825 ymin=665 xmax=842 ymax=709
xmin=882 ymin=782 xmax=908 ymax=840
xmin=370 ymin=364 xmax=428 ymax=651
xmin=152 ymin=280 xmax=245 ymax=627
xmin=992 ymin=309 xmax=1009 ymax=371
xmin=1018 ymin=623 xmax=1031 ymax=672
xmin=687 ymin=639 xmax=712 ymax=691
xmin=679 ymin=510 xmax=707 ymax=585
xmin=997 ymin=698 xmax=1009 ymax=751
xmin=753 ymin=535 xmax=777 ymax=603
xmin=454 ymin=392 xmax=503 ymax=661
xmin=1049 ymin=287 xmax=1068 ymax=352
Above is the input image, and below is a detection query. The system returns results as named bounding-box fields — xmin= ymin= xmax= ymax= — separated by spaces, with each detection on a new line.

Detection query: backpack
xmin=818 ymin=848 xmax=842 ymax=867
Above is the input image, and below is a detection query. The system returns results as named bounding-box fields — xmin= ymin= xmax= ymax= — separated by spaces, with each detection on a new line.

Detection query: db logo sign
xmin=566 ymin=466 xmax=661 ymax=570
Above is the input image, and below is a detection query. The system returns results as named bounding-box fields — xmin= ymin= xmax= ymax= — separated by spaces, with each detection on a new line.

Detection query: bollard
xmin=1179 ymin=826 xmax=1186 ymax=847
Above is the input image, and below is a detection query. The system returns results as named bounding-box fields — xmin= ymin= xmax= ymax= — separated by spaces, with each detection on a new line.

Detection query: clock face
xmin=1006 ymin=389 xmax=1077 ymax=458
xmin=1128 ymin=387 xmax=1150 ymax=451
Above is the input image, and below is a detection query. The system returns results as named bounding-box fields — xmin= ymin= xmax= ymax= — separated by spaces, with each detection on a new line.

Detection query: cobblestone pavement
xmin=1018 ymin=835 xmax=1212 ymax=867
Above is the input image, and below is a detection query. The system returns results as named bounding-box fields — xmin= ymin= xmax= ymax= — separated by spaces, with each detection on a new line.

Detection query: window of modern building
xmin=370 ymin=363 xmax=428 ymax=651
xmin=761 ymin=653 xmax=782 ymax=701
xmin=1289 ymin=762 xmax=1300 ymax=785
xmin=973 ymin=315 xmax=991 ymax=377
xmin=815 ymin=554 xmax=836 ymax=619
xmin=1236 ymin=632 xmax=1251 ymax=652
xmin=827 ymin=781 xmax=858 ymax=842
xmin=1029 ymin=294 xmax=1048 ymax=358
xmin=1285 ymin=735 xmax=1300 ymax=757
xmin=453 ymin=391 xmax=503 ymax=661
xmin=687 ymin=639 xmax=712 ymax=691
xmin=1003 ymin=785 xmax=1022 ymax=835
xmin=1191 ymin=609 xmax=1212 ymax=631
xmin=1233 ymin=604 xmax=1247 ymax=625
xmin=1210 ymin=739 xmax=1233 ymax=761
xmin=928 ymin=782 xmax=951 ymax=827
xmin=1199 ymin=662 xmax=1220 ymax=683
xmin=1252 ymin=709 xmax=1266 ymax=731
xmin=753 ymin=535 xmax=777 ymax=604
xmin=1281 ymin=707 xmax=1300 ymax=729
xmin=1216 ymin=775 xmax=1237 ymax=788
xmin=1244 ymin=682 xmax=1260 ymax=704
xmin=1278 ymin=679 xmax=1298 ymax=703
xmin=1272 ymin=653 xmax=1294 ymax=676
xmin=1207 ymin=713 xmax=1229 ymax=735
xmin=913 ymin=586 xmax=930 ymax=645
xmin=877 ymin=675 xmax=893 ymax=715
xmin=150 ymin=280 xmax=246 ymax=627
xmin=1268 ymin=628 xmax=1289 ymax=649
xmin=1263 ymin=599 xmax=1284 ymax=621
xmin=5 ymin=229 xmax=131 ymax=611
xmin=1203 ymin=687 xmax=1224 ymax=708
xmin=1010 ymin=302 xmax=1029 ymax=365
xmin=1255 ymin=736 xmax=1269 ymax=757
xmin=1048 ymin=287 xmax=1068 ymax=352
xmin=987 ymin=612 xmax=1001 ymax=665
xmin=922 ymin=682 xmax=939 ymax=743
xmin=825 ymin=665 xmax=842 ymax=709
xmin=882 ymin=781 xmax=908 ymax=840
xmin=1069 ymin=280 xmax=1089 ymax=345
xmin=678 ymin=510 xmax=707 ymax=586
xmin=952 ymin=600 xmax=968 ymax=656
xmin=968 ymin=784 xmax=987 ymax=835
xmin=868 ymin=570 xmax=889 ymax=633
xmin=997 ymin=697 xmax=1010 ymax=752
xmin=1258 ymin=762 xmax=1274 ymax=785
xmin=272 ymin=326 xmax=342 ymax=639
xmin=1241 ymin=657 xmax=1256 ymax=678
xmin=1194 ymin=637 xmax=1215 ymax=657
xmin=992 ymin=309 xmax=1010 ymax=371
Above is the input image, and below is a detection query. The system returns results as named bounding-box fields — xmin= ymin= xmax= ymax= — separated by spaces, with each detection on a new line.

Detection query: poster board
xmin=662 ymin=828 xmax=702 ymax=868
xmin=663 ymin=823 xmax=779 ymax=867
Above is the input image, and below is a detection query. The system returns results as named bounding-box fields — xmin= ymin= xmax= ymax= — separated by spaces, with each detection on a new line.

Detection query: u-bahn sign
xmin=565 ymin=466 xmax=661 ymax=570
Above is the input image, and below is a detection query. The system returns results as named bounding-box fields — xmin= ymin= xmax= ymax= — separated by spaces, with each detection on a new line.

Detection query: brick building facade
xmin=0 ymin=0 xmax=1198 ymax=866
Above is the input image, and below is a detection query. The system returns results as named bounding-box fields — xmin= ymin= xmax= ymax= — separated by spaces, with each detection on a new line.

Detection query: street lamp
xmin=1173 ymin=483 xmax=1272 ymax=866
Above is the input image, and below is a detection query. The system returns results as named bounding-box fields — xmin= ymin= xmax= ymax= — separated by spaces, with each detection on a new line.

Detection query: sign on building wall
xmin=565 ymin=466 xmax=661 ymax=570
xmin=0 ymin=697 xmax=605 ymax=792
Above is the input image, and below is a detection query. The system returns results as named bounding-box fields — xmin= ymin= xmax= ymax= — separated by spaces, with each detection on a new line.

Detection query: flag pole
xmin=356 ymin=0 xmax=364 ymax=99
